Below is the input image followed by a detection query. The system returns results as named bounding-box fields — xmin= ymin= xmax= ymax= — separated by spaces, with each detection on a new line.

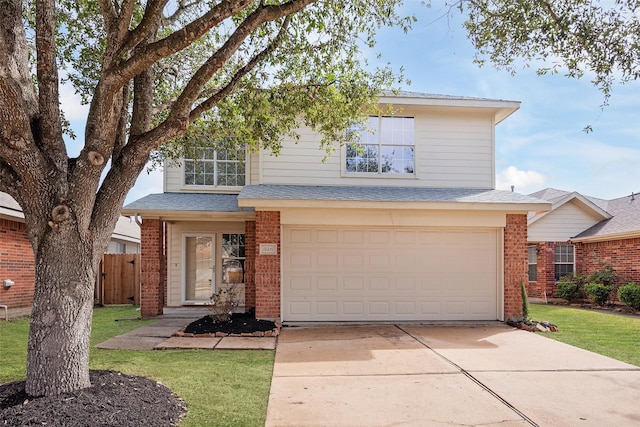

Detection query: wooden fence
xmin=94 ymin=254 xmax=140 ymax=305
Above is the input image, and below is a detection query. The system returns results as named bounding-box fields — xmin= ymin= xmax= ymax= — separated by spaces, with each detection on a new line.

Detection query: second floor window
xmin=184 ymin=147 xmax=246 ymax=187
xmin=345 ymin=116 xmax=415 ymax=174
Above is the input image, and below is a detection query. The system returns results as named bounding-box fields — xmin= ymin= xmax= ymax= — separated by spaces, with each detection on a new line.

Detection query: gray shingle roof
xmin=123 ymin=192 xmax=252 ymax=213
xmin=0 ymin=192 xmax=22 ymax=213
xmin=239 ymin=185 xmax=546 ymax=205
xmin=573 ymin=193 xmax=640 ymax=239
xmin=529 ymin=188 xmax=640 ymax=239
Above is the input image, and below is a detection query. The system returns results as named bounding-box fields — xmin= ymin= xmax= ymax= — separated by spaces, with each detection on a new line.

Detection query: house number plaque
xmin=259 ymin=243 xmax=278 ymax=255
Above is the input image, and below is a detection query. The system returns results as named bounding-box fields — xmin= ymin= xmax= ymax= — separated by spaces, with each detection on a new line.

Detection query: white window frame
xmin=183 ymin=146 xmax=246 ymax=188
xmin=343 ymin=116 xmax=415 ymax=176
xmin=554 ymin=244 xmax=575 ymax=282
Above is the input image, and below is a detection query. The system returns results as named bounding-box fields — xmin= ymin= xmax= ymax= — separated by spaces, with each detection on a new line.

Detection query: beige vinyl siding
xmin=164 ymin=162 xmax=183 ymax=193
xmin=259 ymin=108 xmax=496 ymax=188
xmin=528 ymin=201 xmax=602 ymax=242
xmin=166 ymin=221 xmax=245 ymax=306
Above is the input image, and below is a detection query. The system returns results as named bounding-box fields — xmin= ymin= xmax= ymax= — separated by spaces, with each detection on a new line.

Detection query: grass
xmin=529 ymin=303 xmax=640 ymax=367
xmin=0 ymin=306 xmax=275 ymax=427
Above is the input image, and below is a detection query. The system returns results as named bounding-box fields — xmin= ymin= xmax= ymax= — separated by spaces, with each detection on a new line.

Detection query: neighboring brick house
xmin=526 ymin=188 xmax=640 ymax=299
xmin=122 ymin=92 xmax=550 ymax=322
xmin=0 ymin=192 xmax=141 ymax=317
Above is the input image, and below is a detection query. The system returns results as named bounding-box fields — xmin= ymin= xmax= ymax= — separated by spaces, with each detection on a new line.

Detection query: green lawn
xmin=529 ymin=303 xmax=640 ymax=367
xmin=0 ymin=306 xmax=274 ymax=427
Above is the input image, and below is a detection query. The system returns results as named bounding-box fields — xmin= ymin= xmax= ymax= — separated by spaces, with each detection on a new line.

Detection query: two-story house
xmin=122 ymin=92 xmax=550 ymax=322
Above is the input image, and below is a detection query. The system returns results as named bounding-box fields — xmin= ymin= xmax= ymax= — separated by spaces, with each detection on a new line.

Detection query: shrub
xmin=588 ymin=261 xmax=619 ymax=287
xmin=207 ymin=286 xmax=239 ymax=323
xmin=618 ymin=282 xmax=640 ymax=311
xmin=556 ymin=281 xmax=579 ymax=302
xmin=583 ymin=282 xmax=614 ymax=306
xmin=521 ymin=280 xmax=529 ymax=321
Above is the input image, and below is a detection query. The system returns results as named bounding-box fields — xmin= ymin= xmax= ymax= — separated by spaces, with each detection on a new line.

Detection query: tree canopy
xmin=461 ymin=0 xmax=640 ymax=109
xmin=0 ymin=0 xmax=410 ymax=396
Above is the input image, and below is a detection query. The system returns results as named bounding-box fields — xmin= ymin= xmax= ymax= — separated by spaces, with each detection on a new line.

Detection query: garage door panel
xmin=283 ymin=226 xmax=498 ymax=321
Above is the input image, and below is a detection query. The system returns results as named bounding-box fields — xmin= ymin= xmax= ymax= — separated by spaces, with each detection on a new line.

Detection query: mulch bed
xmin=182 ymin=311 xmax=278 ymax=335
xmin=0 ymin=370 xmax=186 ymax=426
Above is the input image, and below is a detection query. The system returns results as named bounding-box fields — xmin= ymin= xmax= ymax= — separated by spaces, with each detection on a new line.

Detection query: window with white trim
xmin=222 ymin=233 xmax=245 ymax=285
xmin=345 ymin=116 xmax=414 ymax=174
xmin=184 ymin=147 xmax=246 ymax=187
xmin=528 ymin=245 xmax=538 ymax=282
xmin=554 ymin=244 xmax=574 ymax=281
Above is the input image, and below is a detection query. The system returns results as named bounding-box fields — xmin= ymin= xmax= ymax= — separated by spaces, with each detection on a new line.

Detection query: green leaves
xmin=462 ymin=0 xmax=640 ymax=107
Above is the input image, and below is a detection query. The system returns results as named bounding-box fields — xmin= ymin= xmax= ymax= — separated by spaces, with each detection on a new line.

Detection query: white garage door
xmin=282 ymin=226 xmax=499 ymax=321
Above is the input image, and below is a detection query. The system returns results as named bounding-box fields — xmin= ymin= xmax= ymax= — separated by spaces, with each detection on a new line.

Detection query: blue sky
xmin=61 ymin=1 xmax=640 ymax=203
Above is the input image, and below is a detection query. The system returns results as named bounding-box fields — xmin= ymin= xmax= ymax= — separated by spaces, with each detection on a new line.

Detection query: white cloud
xmin=496 ymin=166 xmax=546 ymax=194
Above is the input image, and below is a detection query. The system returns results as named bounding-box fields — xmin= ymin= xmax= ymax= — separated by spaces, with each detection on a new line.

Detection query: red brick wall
xmin=255 ymin=211 xmax=280 ymax=319
xmin=527 ymin=242 xmax=564 ymax=298
xmin=0 ymin=219 xmax=35 ymax=308
xmin=140 ymin=219 xmax=165 ymax=318
xmin=244 ymin=220 xmax=256 ymax=310
xmin=575 ymin=238 xmax=640 ymax=285
xmin=504 ymin=214 xmax=528 ymax=320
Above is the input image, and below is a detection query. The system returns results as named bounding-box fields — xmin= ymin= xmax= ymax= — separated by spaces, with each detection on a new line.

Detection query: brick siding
xmin=140 ymin=219 xmax=166 ymax=318
xmin=0 ymin=219 xmax=35 ymax=308
xmin=504 ymin=214 xmax=528 ymax=320
xmin=254 ymin=211 xmax=281 ymax=319
xmin=576 ymin=238 xmax=640 ymax=285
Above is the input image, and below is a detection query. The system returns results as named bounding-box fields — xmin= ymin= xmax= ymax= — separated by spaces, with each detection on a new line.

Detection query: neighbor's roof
xmin=1 ymin=191 xmax=139 ymax=241
xmin=572 ymin=192 xmax=640 ymax=241
xmin=122 ymin=192 xmax=255 ymax=220
xmin=527 ymin=188 xmax=612 ymax=226
xmin=237 ymin=185 xmax=549 ymax=212
xmin=528 ymin=188 xmax=640 ymax=242
xmin=0 ymin=192 xmax=23 ymax=220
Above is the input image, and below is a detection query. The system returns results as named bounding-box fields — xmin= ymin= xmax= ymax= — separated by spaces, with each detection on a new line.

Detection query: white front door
xmin=183 ymin=234 xmax=216 ymax=303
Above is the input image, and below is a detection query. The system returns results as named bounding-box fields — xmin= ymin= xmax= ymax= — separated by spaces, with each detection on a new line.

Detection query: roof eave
xmin=571 ymin=231 xmax=640 ymax=243
xmin=121 ymin=208 xmax=256 ymax=221
xmin=238 ymin=198 xmax=549 ymax=212
xmin=377 ymin=96 xmax=520 ymax=124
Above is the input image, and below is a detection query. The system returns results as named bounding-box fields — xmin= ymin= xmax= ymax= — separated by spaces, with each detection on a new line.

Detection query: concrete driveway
xmin=266 ymin=324 xmax=640 ymax=427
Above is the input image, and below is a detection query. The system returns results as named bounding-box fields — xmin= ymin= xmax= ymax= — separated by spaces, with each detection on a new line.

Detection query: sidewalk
xmin=95 ymin=316 xmax=276 ymax=351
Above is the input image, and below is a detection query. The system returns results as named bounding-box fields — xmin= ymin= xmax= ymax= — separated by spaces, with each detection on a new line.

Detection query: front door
xmin=184 ymin=234 xmax=216 ymax=303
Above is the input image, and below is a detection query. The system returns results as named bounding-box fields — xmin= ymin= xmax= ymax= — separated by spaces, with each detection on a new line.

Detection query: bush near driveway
xmin=529 ymin=304 xmax=640 ymax=367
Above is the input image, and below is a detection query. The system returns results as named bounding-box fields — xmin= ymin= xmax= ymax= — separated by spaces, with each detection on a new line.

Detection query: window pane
xmin=345 ymin=117 xmax=414 ymax=174
xmin=529 ymin=264 xmax=538 ymax=282
xmin=184 ymin=146 xmax=246 ymax=187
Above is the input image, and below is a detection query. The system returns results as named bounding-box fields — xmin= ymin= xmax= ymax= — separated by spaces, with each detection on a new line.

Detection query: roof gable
xmin=529 ymin=188 xmax=640 ymax=242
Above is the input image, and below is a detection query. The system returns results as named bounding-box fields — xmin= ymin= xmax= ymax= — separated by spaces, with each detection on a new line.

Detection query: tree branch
xmin=120 ymin=0 xmax=169 ymax=55
xmin=35 ymin=0 xmax=66 ymax=170
xmin=97 ymin=0 xmax=117 ymax=30
xmin=116 ymin=0 xmax=249 ymax=77
xmin=190 ymin=15 xmax=292 ymax=120
xmin=0 ymin=0 xmax=38 ymax=117
xmin=169 ymin=0 xmax=315 ymax=124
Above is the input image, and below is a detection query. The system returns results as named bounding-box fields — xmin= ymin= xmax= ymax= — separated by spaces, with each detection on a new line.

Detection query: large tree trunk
xmin=25 ymin=227 xmax=97 ymax=396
